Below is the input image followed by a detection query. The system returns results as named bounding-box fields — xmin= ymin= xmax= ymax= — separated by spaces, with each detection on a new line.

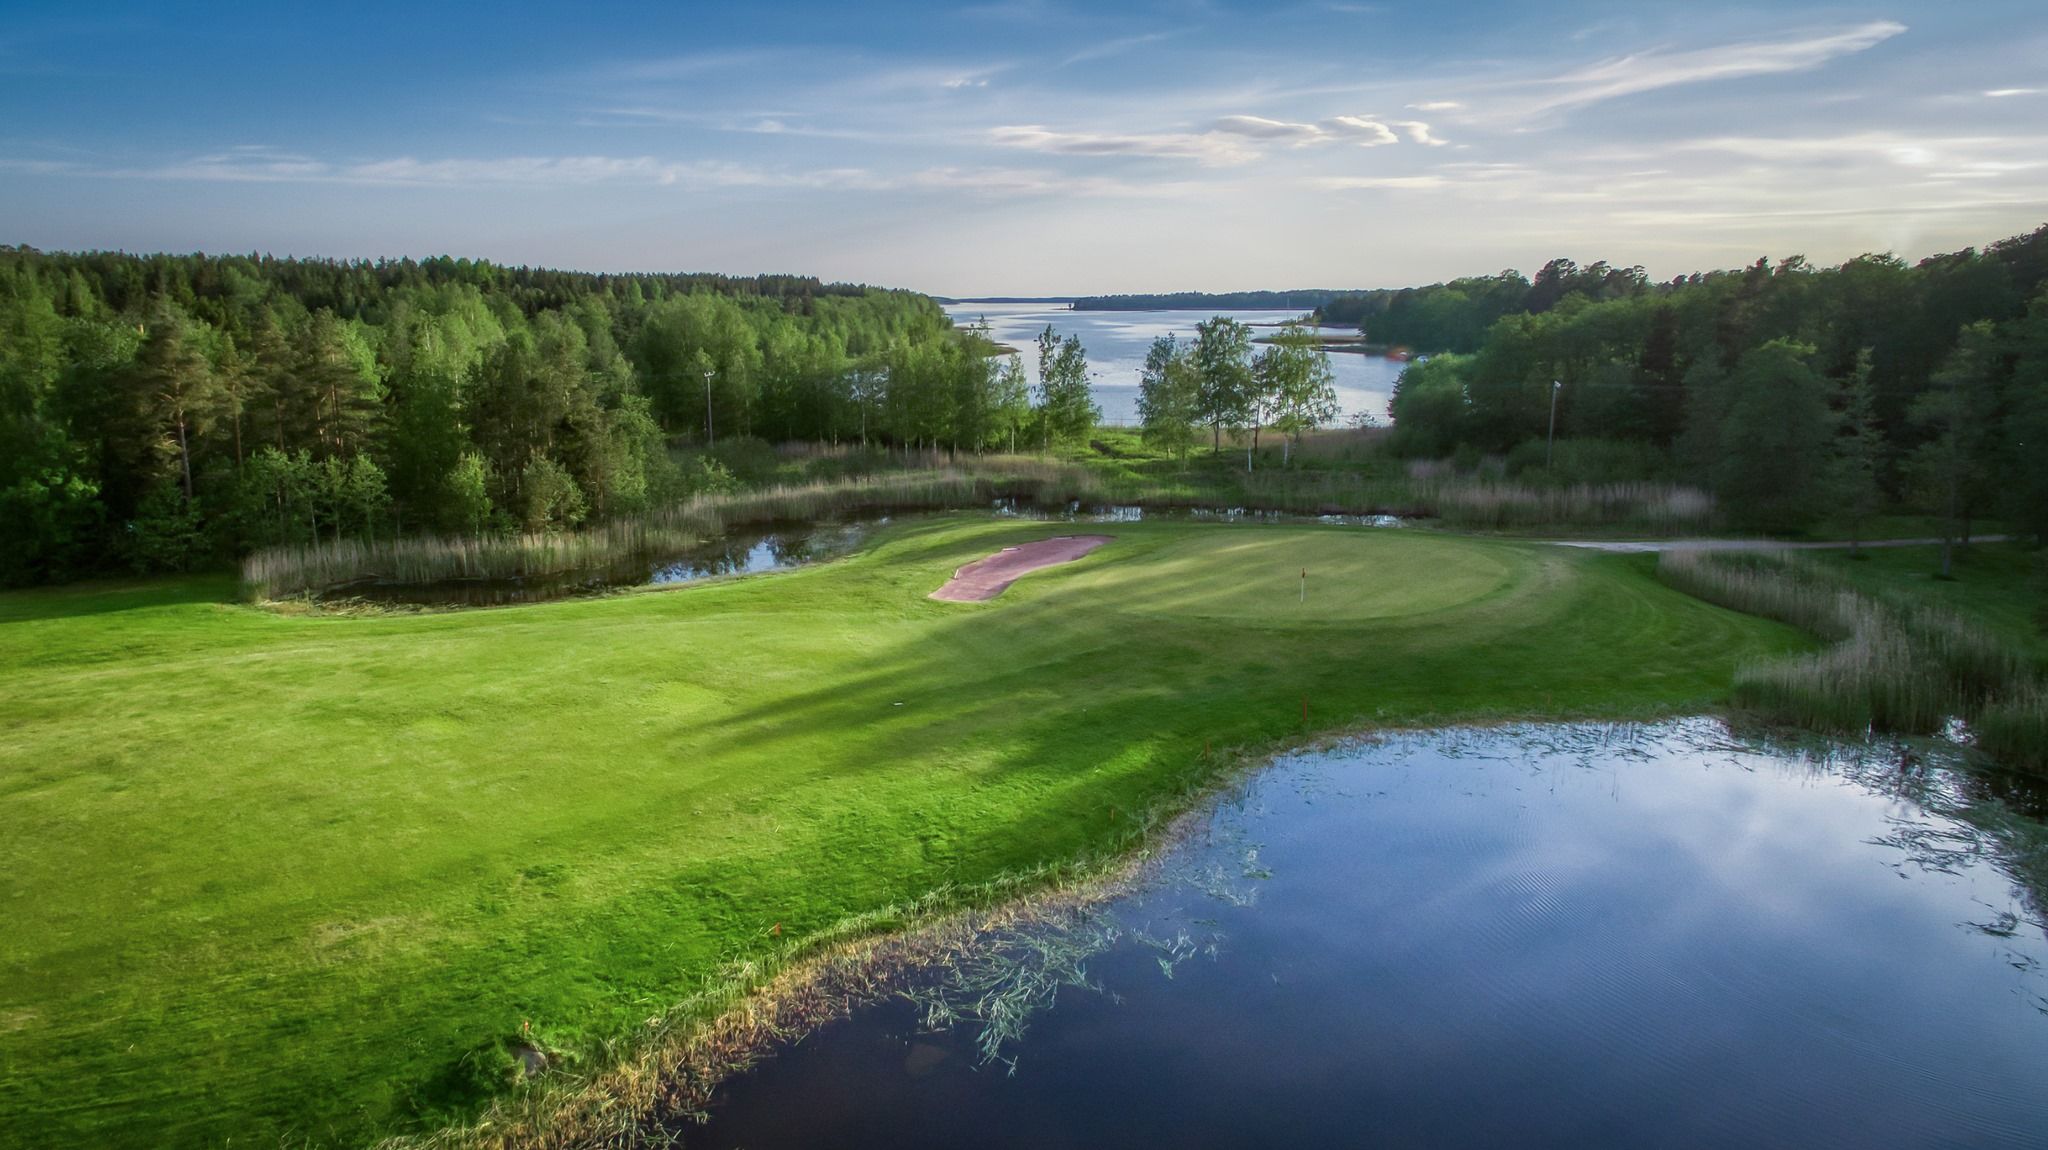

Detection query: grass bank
xmin=0 ymin=516 xmax=1807 ymax=1146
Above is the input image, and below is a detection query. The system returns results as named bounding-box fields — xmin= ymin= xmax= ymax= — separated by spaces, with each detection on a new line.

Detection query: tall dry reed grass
xmin=1657 ymin=549 xmax=2039 ymax=754
xmin=245 ymin=453 xmax=1716 ymax=600
xmin=243 ymin=464 xmax=1103 ymax=599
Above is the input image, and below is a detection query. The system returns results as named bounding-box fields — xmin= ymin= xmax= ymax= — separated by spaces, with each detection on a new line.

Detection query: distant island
xmin=1071 ymin=289 xmax=1361 ymax=311
xmin=934 ymin=296 xmax=1077 ymax=306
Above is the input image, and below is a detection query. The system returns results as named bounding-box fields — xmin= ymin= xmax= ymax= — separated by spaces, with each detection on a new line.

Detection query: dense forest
xmin=1361 ymin=225 xmax=2048 ymax=543
xmin=0 ymin=250 xmax=1098 ymax=585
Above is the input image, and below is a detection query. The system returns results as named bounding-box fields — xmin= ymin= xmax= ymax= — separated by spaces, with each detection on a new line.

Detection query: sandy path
xmin=930 ymin=535 xmax=1114 ymax=602
xmin=1549 ymin=535 xmax=2010 ymax=554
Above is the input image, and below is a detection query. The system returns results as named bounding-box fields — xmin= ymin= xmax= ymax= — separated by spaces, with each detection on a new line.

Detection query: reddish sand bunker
xmin=929 ymin=535 xmax=1114 ymax=602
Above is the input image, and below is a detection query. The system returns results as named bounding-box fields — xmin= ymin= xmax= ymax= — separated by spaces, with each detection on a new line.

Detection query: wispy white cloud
xmin=146 ymin=151 xmax=810 ymax=188
xmin=1324 ymin=116 xmax=1401 ymax=146
xmin=1315 ymin=175 xmax=1450 ymax=191
xmin=2 ymin=145 xmax=1189 ymax=201
xmin=1062 ymin=30 xmax=1185 ymax=67
xmin=989 ymin=124 xmax=1260 ymax=166
xmin=1406 ymin=100 xmax=1463 ymax=112
xmin=1984 ymin=87 xmax=2041 ymax=98
xmin=1517 ymin=20 xmax=1907 ymax=116
xmin=1211 ymin=115 xmax=1325 ymax=143
xmin=1389 ymin=120 xmax=1447 ymax=146
xmin=1211 ymin=113 xmax=1429 ymax=149
xmin=1671 ymin=131 xmax=2048 ymax=168
xmin=1001 ymin=111 xmax=1443 ymax=164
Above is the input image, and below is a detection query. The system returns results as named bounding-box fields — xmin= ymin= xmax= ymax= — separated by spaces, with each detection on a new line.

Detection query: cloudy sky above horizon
xmin=3 ymin=1 xmax=2045 ymax=295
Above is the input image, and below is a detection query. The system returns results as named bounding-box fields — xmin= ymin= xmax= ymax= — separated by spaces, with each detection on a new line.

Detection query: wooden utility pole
xmin=1546 ymin=380 xmax=1562 ymax=469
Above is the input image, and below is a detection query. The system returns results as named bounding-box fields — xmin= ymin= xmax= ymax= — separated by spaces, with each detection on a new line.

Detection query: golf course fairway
xmin=0 ymin=515 xmax=1808 ymax=1147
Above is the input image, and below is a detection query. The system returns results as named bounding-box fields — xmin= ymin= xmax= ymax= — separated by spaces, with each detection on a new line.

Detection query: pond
xmin=333 ymin=520 xmax=877 ymax=607
xmin=682 ymin=720 xmax=2048 ymax=1149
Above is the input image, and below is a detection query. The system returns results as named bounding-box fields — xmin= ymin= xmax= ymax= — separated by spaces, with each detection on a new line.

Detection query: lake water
xmin=683 ymin=720 xmax=2048 ymax=1149
xmin=943 ymin=302 xmax=1401 ymax=427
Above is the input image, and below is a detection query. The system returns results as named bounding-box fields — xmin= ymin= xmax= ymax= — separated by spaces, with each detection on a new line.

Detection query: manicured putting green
xmin=1036 ymin=529 xmax=1517 ymax=622
xmin=0 ymin=516 xmax=1807 ymax=1148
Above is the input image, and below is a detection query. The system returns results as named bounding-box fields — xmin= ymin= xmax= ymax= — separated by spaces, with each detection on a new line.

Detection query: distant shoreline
xmin=937 ymin=297 xmax=1075 ymax=307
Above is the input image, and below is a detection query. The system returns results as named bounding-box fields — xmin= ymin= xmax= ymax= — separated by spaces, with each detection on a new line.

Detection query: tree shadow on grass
xmin=0 ymin=573 xmax=237 ymax=625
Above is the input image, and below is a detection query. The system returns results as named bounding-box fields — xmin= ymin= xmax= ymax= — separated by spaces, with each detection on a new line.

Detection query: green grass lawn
xmin=0 ymin=516 xmax=1807 ymax=1147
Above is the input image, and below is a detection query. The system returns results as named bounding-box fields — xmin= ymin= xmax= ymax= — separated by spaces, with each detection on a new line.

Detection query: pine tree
xmin=132 ymin=300 xmax=224 ymax=503
xmin=1828 ymin=349 xmax=1885 ymax=555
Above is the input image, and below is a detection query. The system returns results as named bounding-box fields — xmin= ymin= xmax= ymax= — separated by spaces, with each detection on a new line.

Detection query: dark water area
xmin=993 ymin=499 xmax=1406 ymax=529
xmin=327 ymin=505 xmax=1405 ymax=607
xmin=334 ymin=520 xmax=876 ymax=607
xmin=684 ymin=721 xmax=2048 ymax=1150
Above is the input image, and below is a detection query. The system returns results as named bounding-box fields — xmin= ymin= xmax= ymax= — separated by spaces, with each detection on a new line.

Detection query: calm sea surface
xmin=942 ymin=301 xmax=1401 ymax=426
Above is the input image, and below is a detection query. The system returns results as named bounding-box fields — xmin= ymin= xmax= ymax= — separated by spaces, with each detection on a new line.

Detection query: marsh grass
xmin=243 ymin=463 xmax=1097 ymax=600
xmin=1977 ymin=684 xmax=2048 ymax=773
xmin=1422 ymin=479 xmax=1712 ymax=532
xmin=1658 ymin=549 xmax=2040 ymax=749
xmin=245 ymin=459 xmax=1718 ymax=601
xmin=902 ymin=909 xmax=1122 ymax=1071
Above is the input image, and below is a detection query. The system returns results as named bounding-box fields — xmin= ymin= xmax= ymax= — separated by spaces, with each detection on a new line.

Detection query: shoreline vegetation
xmin=241 ymin=455 xmax=1717 ymax=600
xmin=1657 ymin=548 xmax=2047 ymax=769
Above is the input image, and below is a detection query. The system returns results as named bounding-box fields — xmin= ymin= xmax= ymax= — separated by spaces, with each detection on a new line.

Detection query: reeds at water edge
xmin=1976 ymin=683 xmax=2048 ymax=773
xmin=241 ymin=465 xmax=1104 ymax=600
xmin=1656 ymin=549 xmax=2044 ymax=771
xmin=244 ymin=459 xmax=1720 ymax=601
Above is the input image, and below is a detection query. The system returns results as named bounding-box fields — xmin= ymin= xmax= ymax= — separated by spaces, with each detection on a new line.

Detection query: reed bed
xmin=1657 ymin=549 xmax=2041 ymax=756
xmin=1976 ymin=684 xmax=2048 ymax=774
xmin=1097 ymin=470 xmax=1713 ymax=531
xmin=245 ymin=454 xmax=1716 ymax=601
xmin=1421 ymin=479 xmax=1714 ymax=532
xmin=242 ymin=465 xmax=1097 ymax=600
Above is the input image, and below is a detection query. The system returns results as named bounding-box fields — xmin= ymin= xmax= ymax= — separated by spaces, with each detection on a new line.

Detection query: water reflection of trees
xmin=1805 ymin=729 xmax=2048 ymax=951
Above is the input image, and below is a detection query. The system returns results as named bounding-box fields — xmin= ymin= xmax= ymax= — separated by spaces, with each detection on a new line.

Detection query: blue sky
xmin=2 ymin=1 xmax=2044 ymax=294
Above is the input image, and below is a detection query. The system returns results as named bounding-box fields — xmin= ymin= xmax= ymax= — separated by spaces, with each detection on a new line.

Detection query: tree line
xmin=1377 ymin=224 xmax=2048 ymax=553
xmin=1137 ymin=319 xmax=1340 ymax=468
xmin=1317 ymin=259 xmax=1657 ymax=352
xmin=0 ymin=249 xmax=1098 ymax=585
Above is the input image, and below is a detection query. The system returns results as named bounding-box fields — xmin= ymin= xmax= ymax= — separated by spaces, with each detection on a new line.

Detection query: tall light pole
xmin=702 ymin=367 xmax=715 ymax=449
xmin=1546 ymin=379 xmax=1562 ymax=470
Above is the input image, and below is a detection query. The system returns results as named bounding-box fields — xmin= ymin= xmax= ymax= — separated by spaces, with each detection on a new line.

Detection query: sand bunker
xmin=930 ymin=535 xmax=1113 ymax=602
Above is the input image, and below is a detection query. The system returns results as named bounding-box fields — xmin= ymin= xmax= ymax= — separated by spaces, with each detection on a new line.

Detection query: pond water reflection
xmin=333 ymin=520 xmax=878 ymax=607
xmin=685 ymin=721 xmax=2048 ymax=1149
